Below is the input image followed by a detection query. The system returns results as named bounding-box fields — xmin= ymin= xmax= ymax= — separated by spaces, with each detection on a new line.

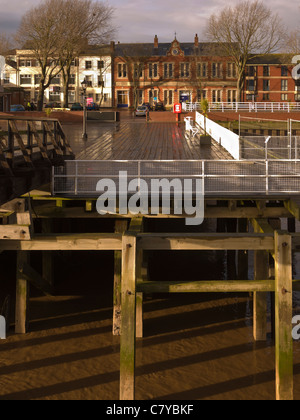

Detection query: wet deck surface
xmin=62 ymin=121 xmax=233 ymax=161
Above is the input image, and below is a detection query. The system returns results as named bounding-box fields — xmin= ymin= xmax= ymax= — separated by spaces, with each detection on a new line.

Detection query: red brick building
xmin=112 ymin=35 xmax=239 ymax=109
xmin=244 ymin=55 xmax=296 ymax=103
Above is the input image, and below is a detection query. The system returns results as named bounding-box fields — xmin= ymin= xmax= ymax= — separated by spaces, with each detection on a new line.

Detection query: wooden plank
xmin=113 ymin=220 xmax=128 ymax=336
xmin=0 ymin=233 xmax=123 ymax=251
xmin=15 ymin=251 xmax=29 ymax=334
xmin=137 ymin=233 xmax=274 ymax=251
xmin=253 ymin=222 xmax=269 ymax=341
xmin=136 ymin=280 xmax=274 ymax=294
xmin=120 ymin=234 xmax=137 ymax=401
xmin=28 ymin=121 xmax=51 ymax=162
xmin=43 ymin=121 xmax=63 ymax=156
xmin=274 ymin=231 xmax=293 ymax=400
xmin=0 ymin=225 xmax=31 ymax=240
xmin=284 ymin=198 xmax=300 ymax=221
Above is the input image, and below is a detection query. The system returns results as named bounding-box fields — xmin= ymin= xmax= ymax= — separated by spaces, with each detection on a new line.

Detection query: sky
xmin=0 ymin=0 xmax=299 ymax=43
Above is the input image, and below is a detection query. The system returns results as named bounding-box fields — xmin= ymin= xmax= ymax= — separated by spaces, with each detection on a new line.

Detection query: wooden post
xmin=274 ymin=231 xmax=293 ymax=400
xmin=15 ymin=251 xmax=29 ymax=334
xmin=238 ymin=218 xmax=248 ymax=280
xmin=42 ymin=219 xmax=53 ymax=288
xmin=253 ymin=224 xmax=269 ymax=341
xmin=113 ymin=220 xmax=128 ymax=336
xmin=120 ymin=234 xmax=137 ymax=401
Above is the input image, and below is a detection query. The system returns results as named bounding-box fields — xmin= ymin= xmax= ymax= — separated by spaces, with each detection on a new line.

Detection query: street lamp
xmin=81 ymin=78 xmax=88 ymax=141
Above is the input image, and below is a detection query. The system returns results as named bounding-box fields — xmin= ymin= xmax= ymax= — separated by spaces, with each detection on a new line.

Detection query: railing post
xmin=265 ymin=160 xmax=269 ymax=195
xmin=75 ymin=161 xmax=78 ymax=196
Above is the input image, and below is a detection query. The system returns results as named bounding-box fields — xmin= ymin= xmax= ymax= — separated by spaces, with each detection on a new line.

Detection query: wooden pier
xmin=0 ymin=119 xmax=299 ymax=400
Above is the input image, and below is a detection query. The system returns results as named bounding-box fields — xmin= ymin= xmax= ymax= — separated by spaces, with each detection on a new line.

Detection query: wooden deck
xmin=73 ymin=122 xmax=232 ymax=161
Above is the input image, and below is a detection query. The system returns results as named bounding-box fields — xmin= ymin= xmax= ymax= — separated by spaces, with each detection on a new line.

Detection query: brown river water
xmin=0 ymin=121 xmax=300 ymax=400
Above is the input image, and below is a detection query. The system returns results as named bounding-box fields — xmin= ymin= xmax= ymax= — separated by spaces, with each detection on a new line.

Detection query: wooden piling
xmin=15 ymin=251 xmax=29 ymax=334
xmin=42 ymin=219 xmax=53 ymax=288
xmin=120 ymin=234 xmax=137 ymax=401
xmin=113 ymin=220 xmax=128 ymax=336
xmin=274 ymin=231 xmax=293 ymax=400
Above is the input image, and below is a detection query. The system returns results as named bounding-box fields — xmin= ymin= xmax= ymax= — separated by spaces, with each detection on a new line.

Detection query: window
xmin=164 ymin=90 xmax=173 ymax=106
xmin=227 ymin=90 xmax=237 ymax=103
xmin=212 ymin=90 xmax=222 ymax=102
xmin=20 ymin=60 xmax=32 ymax=67
xmin=227 ymin=63 xmax=237 ymax=78
xmin=149 ymin=63 xmax=158 ymax=78
xmin=51 ymin=74 xmax=61 ymax=85
xmin=197 ymin=90 xmax=207 ymax=101
xmin=247 ymin=66 xmax=256 ymax=77
xmin=69 ymin=74 xmax=76 ymax=85
xmin=98 ymin=76 xmax=104 ymax=87
xmin=49 ymin=91 xmax=60 ymax=102
xmin=117 ymin=90 xmax=128 ymax=105
xmin=263 ymin=93 xmax=270 ymax=100
xmin=246 ymin=79 xmax=256 ymax=91
xmin=104 ymin=93 xmax=109 ymax=103
xmin=85 ymin=75 xmax=93 ymax=87
xmin=164 ymin=63 xmax=174 ymax=78
xmin=20 ymin=74 xmax=32 ymax=85
xmin=149 ymin=89 xmax=158 ymax=103
xmin=68 ymin=91 xmax=75 ymax=104
xmin=281 ymin=66 xmax=288 ymax=77
xmin=263 ymin=80 xmax=270 ymax=91
xmin=137 ymin=89 xmax=144 ymax=105
xmin=263 ymin=66 xmax=270 ymax=76
xmin=197 ymin=62 xmax=207 ymax=78
xmin=118 ymin=63 xmax=127 ymax=78
xmin=34 ymin=74 xmax=42 ymax=85
xmin=3 ymin=73 xmax=10 ymax=84
xmin=85 ymin=61 xmax=92 ymax=70
xmin=134 ymin=63 xmax=143 ymax=79
xmin=281 ymin=79 xmax=288 ymax=91
xmin=281 ymin=93 xmax=288 ymax=101
xmin=98 ymin=60 xmax=104 ymax=70
xmin=212 ymin=63 xmax=222 ymax=78
xmin=180 ymin=63 xmax=190 ymax=78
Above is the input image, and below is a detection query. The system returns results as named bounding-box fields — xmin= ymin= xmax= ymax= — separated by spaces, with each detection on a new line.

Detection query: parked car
xmin=154 ymin=102 xmax=165 ymax=111
xmin=71 ymin=102 xmax=83 ymax=111
xmin=10 ymin=104 xmax=25 ymax=112
xmin=86 ymin=102 xmax=100 ymax=110
xmin=45 ymin=102 xmax=61 ymax=109
xmin=135 ymin=106 xmax=148 ymax=117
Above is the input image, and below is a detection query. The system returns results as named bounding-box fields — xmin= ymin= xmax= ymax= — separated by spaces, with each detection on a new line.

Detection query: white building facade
xmin=3 ymin=46 xmax=113 ymax=108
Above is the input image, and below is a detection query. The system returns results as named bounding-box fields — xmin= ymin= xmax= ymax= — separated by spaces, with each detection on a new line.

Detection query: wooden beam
xmin=136 ymin=280 xmax=274 ymax=294
xmin=274 ymin=231 xmax=293 ymax=401
xmin=137 ymin=233 xmax=274 ymax=251
xmin=0 ymin=225 xmax=31 ymax=240
xmin=253 ymin=222 xmax=269 ymax=342
xmin=19 ymin=262 xmax=53 ymax=296
xmin=15 ymin=251 xmax=29 ymax=334
xmin=113 ymin=220 xmax=128 ymax=336
xmin=0 ymin=233 xmax=123 ymax=251
xmin=120 ymin=234 xmax=137 ymax=401
xmin=42 ymin=219 xmax=53 ymax=288
xmin=284 ymin=199 xmax=300 ymax=221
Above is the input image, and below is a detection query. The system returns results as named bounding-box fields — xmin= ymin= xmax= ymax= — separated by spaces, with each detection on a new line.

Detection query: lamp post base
xmin=82 ymin=133 xmax=88 ymax=141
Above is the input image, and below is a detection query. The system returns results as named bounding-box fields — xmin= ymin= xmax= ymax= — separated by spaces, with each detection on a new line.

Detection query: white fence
xmin=195 ymin=112 xmax=240 ymax=160
xmin=183 ymin=102 xmax=300 ymax=113
xmin=53 ymin=159 xmax=300 ymax=197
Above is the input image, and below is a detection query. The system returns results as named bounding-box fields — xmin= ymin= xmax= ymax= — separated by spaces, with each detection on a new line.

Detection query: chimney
xmin=110 ymin=41 xmax=115 ymax=53
xmin=195 ymin=34 xmax=199 ymax=48
xmin=154 ymin=35 xmax=158 ymax=49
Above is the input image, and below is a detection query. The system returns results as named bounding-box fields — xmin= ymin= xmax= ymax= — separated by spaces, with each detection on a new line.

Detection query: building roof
xmin=114 ymin=42 xmax=234 ymax=57
xmin=247 ymin=54 xmax=291 ymax=65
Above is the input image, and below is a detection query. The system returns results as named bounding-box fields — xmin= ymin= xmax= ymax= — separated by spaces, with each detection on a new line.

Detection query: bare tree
xmin=16 ymin=0 xmax=115 ymax=110
xmin=57 ymin=0 xmax=115 ymax=108
xmin=0 ymin=33 xmax=12 ymax=56
xmin=206 ymin=0 xmax=285 ymax=101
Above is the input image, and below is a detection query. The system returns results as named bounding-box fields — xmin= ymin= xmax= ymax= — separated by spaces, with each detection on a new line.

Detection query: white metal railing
xmin=52 ymin=159 xmax=300 ymax=197
xmin=184 ymin=117 xmax=200 ymax=138
xmin=183 ymin=102 xmax=300 ymax=113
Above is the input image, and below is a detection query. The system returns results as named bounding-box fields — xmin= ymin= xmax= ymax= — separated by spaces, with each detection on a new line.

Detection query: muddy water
xmin=0 ymin=122 xmax=300 ymax=400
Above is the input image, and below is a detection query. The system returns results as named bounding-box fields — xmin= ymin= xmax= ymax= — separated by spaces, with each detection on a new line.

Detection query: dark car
xmin=142 ymin=102 xmax=152 ymax=111
xmin=45 ymin=102 xmax=61 ymax=109
xmin=71 ymin=102 xmax=83 ymax=111
xmin=154 ymin=102 xmax=165 ymax=111
xmin=86 ymin=102 xmax=100 ymax=110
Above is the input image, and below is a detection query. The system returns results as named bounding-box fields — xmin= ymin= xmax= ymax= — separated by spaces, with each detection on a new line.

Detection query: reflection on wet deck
xmin=62 ymin=122 xmax=233 ymax=161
